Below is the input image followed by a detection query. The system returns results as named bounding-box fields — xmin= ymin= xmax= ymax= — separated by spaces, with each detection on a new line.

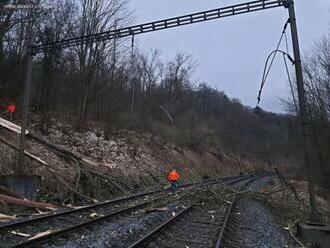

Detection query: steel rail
xmin=3 ymin=175 xmax=254 ymax=248
xmin=215 ymin=194 xmax=237 ymax=248
xmin=183 ymin=175 xmax=252 ymax=192
xmin=5 ymin=175 xmax=252 ymax=248
xmin=215 ymin=174 xmax=269 ymax=247
xmin=0 ymin=175 xmax=248 ymax=231
xmin=125 ymin=174 xmax=269 ymax=248
xmin=30 ymin=0 xmax=285 ymax=53
xmin=127 ymin=206 xmax=193 ymax=248
xmin=10 ymin=199 xmax=154 ymax=248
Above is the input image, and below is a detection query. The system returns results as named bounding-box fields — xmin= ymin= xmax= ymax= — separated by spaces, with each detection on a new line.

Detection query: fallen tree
xmin=27 ymin=131 xmax=130 ymax=195
xmin=0 ymin=186 xmax=26 ymax=200
xmin=0 ymin=135 xmax=98 ymax=203
xmin=0 ymin=117 xmax=130 ymax=199
xmin=0 ymin=193 xmax=58 ymax=210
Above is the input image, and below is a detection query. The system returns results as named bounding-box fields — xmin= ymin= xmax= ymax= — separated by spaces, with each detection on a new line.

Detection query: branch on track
xmin=287 ymin=220 xmax=306 ymax=248
xmin=88 ymin=169 xmax=130 ymax=195
xmin=0 ymin=135 xmax=98 ymax=203
xmin=0 ymin=186 xmax=26 ymax=199
xmin=0 ymin=193 xmax=58 ymax=210
xmin=274 ymin=168 xmax=305 ymax=206
xmin=0 ymin=213 xmax=16 ymax=222
xmin=28 ymin=132 xmax=130 ymax=195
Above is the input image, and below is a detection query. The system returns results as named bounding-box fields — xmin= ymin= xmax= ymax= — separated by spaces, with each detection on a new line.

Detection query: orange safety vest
xmin=167 ymin=170 xmax=180 ymax=182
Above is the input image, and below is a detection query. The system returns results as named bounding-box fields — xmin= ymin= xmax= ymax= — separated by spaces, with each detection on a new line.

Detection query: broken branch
xmin=0 ymin=135 xmax=98 ymax=203
xmin=0 ymin=193 xmax=58 ymax=210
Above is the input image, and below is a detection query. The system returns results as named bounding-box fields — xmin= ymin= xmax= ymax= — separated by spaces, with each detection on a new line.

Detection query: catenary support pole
xmin=286 ymin=0 xmax=317 ymax=221
xmin=18 ymin=11 xmax=34 ymax=175
xmin=130 ymin=35 xmax=135 ymax=114
xmin=18 ymin=53 xmax=32 ymax=174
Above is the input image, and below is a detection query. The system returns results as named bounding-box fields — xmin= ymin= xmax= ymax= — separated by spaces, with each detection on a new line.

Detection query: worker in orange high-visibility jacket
xmin=167 ymin=169 xmax=180 ymax=191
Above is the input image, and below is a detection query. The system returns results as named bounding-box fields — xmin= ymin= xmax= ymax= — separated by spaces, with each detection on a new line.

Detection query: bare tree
xmin=75 ymin=0 xmax=129 ymax=125
xmin=284 ymin=34 xmax=330 ymax=188
xmin=34 ymin=0 xmax=76 ymax=133
xmin=162 ymin=52 xmax=197 ymax=116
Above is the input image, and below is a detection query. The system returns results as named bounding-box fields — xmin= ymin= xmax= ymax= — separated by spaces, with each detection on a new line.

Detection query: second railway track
xmin=127 ymin=175 xmax=267 ymax=248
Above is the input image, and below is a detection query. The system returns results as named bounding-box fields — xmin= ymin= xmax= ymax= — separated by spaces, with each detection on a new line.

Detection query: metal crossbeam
xmin=31 ymin=0 xmax=286 ymax=54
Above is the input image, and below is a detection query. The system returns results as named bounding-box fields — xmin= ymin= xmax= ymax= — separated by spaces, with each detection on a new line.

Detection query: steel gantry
xmin=30 ymin=0 xmax=286 ymax=54
xmin=19 ymin=0 xmax=317 ymax=220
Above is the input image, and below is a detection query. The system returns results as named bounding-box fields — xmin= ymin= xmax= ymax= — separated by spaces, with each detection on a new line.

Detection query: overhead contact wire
xmin=257 ymin=18 xmax=290 ymax=106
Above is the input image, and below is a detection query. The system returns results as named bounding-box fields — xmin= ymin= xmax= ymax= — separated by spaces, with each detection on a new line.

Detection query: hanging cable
xmin=284 ymin=31 xmax=290 ymax=55
xmin=257 ymin=49 xmax=294 ymax=105
xmin=263 ymin=20 xmax=290 ymax=81
xmin=256 ymin=18 xmax=290 ymax=106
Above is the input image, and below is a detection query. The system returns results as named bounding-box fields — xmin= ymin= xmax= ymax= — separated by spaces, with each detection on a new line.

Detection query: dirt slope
xmin=0 ymin=117 xmax=267 ymax=203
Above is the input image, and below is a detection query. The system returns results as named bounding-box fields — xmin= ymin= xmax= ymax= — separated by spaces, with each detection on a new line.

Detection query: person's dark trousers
xmin=170 ymin=181 xmax=178 ymax=192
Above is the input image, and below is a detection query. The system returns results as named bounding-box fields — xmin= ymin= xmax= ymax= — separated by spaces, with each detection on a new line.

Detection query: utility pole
xmin=285 ymin=0 xmax=317 ymax=221
xmin=17 ymin=6 xmax=34 ymax=175
xmin=18 ymin=59 xmax=32 ymax=173
xmin=130 ymin=35 xmax=135 ymax=114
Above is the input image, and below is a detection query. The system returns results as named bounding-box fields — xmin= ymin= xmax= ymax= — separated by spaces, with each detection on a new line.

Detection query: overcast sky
xmin=128 ymin=0 xmax=330 ymax=112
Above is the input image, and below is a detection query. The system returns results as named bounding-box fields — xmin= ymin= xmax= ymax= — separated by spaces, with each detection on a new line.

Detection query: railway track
xmin=0 ymin=174 xmax=254 ymax=248
xmin=127 ymin=175 xmax=267 ymax=248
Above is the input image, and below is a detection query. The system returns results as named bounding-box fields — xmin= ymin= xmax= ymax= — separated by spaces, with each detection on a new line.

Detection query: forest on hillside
xmin=0 ymin=1 xmax=329 ymax=188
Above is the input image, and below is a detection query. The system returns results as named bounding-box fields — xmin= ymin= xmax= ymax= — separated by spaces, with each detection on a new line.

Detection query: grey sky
xmin=128 ymin=0 xmax=330 ymax=112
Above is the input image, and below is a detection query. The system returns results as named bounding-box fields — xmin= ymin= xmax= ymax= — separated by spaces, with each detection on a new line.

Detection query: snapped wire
xmin=256 ymin=19 xmax=293 ymax=106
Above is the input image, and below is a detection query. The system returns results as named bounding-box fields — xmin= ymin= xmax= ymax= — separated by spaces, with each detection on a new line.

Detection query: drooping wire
xmin=263 ymin=20 xmax=289 ymax=82
xmin=257 ymin=19 xmax=290 ymax=106
xmin=284 ymin=31 xmax=290 ymax=54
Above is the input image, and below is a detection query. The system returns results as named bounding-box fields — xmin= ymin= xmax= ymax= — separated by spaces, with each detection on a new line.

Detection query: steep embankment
xmin=0 ymin=117 xmax=267 ymax=202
